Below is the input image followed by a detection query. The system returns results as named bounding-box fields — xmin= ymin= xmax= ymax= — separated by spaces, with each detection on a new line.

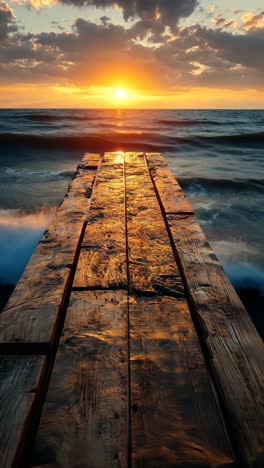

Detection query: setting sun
xmin=115 ymin=89 xmax=127 ymax=99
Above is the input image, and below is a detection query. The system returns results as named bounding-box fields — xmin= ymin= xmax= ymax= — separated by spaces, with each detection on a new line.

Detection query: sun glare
xmin=115 ymin=89 xmax=127 ymax=99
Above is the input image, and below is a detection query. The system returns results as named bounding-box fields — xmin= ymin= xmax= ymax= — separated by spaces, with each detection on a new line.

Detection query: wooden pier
xmin=0 ymin=152 xmax=264 ymax=467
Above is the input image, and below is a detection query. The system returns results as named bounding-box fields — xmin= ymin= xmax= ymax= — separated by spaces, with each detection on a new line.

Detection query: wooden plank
xmin=125 ymin=152 xmax=185 ymax=297
xmin=78 ymin=153 xmax=102 ymax=171
xmin=31 ymin=290 xmax=128 ymax=468
xmin=0 ymin=155 xmax=100 ymax=350
xmin=167 ymin=213 xmax=264 ymax=467
xmin=146 ymin=152 xmax=194 ymax=214
xmin=74 ymin=152 xmax=127 ymax=289
xmin=125 ymin=153 xmax=234 ymax=466
xmin=82 ymin=152 xmax=102 ymax=165
xmin=130 ymin=296 xmax=235 ymax=467
xmin=0 ymin=355 xmax=46 ymax=468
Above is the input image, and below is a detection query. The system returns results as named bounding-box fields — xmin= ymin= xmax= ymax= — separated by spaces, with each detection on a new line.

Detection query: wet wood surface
xmin=167 ymin=213 xmax=264 ymax=468
xmin=147 ymin=152 xmax=194 ymax=214
xmin=0 ymin=355 xmax=46 ymax=468
xmin=0 ymin=151 xmax=263 ymax=467
xmin=129 ymin=295 xmax=234 ymax=467
xmin=126 ymin=153 xmax=234 ymax=466
xmin=74 ymin=152 xmax=127 ymax=290
xmin=125 ymin=152 xmax=185 ymax=297
xmin=32 ymin=291 xmax=128 ymax=468
xmin=147 ymin=152 xmax=264 ymax=467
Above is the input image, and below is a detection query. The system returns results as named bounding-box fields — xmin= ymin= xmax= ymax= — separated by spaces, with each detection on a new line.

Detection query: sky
xmin=0 ymin=0 xmax=264 ymax=108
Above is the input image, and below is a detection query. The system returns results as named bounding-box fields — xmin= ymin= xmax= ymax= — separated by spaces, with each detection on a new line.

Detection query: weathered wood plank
xmin=0 ymin=355 xmax=46 ymax=468
xmin=125 ymin=152 xmax=185 ymax=297
xmin=0 ymin=155 xmax=100 ymax=349
xmin=82 ymin=152 xmax=102 ymax=165
xmin=31 ymin=290 xmax=128 ymax=468
xmin=130 ymin=296 xmax=235 ymax=467
xmin=74 ymin=152 xmax=127 ymax=289
xmin=146 ymin=151 xmax=264 ymax=465
xmin=125 ymin=153 xmax=234 ymax=466
xmin=167 ymin=213 xmax=264 ymax=467
xmin=146 ymin=152 xmax=194 ymax=214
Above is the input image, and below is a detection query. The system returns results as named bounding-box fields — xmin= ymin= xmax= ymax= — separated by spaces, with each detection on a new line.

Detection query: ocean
xmin=0 ymin=109 xmax=263 ymax=337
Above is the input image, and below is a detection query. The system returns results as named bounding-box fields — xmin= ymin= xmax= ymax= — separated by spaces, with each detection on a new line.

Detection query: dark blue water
xmin=0 ymin=109 xmax=263 ymax=334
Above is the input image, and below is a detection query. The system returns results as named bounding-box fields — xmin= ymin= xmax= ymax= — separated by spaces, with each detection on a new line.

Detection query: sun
xmin=115 ymin=89 xmax=127 ymax=99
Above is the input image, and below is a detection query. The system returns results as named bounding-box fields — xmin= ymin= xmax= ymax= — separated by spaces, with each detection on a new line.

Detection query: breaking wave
xmin=1 ymin=130 xmax=264 ymax=153
xmin=178 ymin=177 xmax=264 ymax=192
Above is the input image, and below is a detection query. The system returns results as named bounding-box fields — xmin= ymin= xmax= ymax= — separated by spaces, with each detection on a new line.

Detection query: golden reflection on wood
xmin=130 ymin=296 xmax=235 ymax=467
xmin=125 ymin=152 xmax=185 ymax=297
xmin=125 ymin=153 xmax=234 ymax=467
xmin=74 ymin=152 xmax=127 ymax=289
xmin=32 ymin=291 xmax=128 ymax=468
xmin=167 ymin=213 xmax=264 ymax=467
xmin=146 ymin=152 xmax=264 ymax=467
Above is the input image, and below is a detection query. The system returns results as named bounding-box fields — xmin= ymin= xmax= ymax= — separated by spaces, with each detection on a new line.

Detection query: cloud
xmin=196 ymin=25 xmax=264 ymax=72
xmin=1 ymin=9 xmax=264 ymax=93
xmin=212 ymin=14 xmax=237 ymax=29
xmin=0 ymin=1 xmax=18 ymax=40
xmin=110 ymin=0 xmax=198 ymax=27
xmin=209 ymin=5 xmax=216 ymax=15
xmin=15 ymin=0 xmax=57 ymax=9
xmin=242 ymin=12 xmax=264 ymax=31
xmin=14 ymin=0 xmax=199 ymax=28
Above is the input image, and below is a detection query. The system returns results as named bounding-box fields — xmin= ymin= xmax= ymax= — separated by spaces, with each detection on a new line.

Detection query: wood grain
xmin=146 ymin=152 xmax=194 ymax=214
xmin=125 ymin=152 xmax=185 ymax=297
xmin=82 ymin=152 xmax=102 ymax=166
xmin=167 ymin=213 xmax=264 ymax=467
xmin=146 ymin=151 xmax=264 ymax=465
xmin=74 ymin=152 xmax=127 ymax=289
xmin=0 ymin=355 xmax=46 ymax=468
xmin=0 ymin=154 xmax=100 ymax=349
xmin=130 ymin=295 xmax=235 ymax=467
xmin=31 ymin=290 xmax=128 ymax=468
xmin=125 ymin=153 xmax=234 ymax=466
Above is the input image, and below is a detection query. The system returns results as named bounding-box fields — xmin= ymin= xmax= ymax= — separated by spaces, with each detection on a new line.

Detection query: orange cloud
xmin=242 ymin=12 xmax=264 ymax=31
xmin=13 ymin=0 xmax=57 ymax=8
xmin=212 ymin=14 xmax=237 ymax=29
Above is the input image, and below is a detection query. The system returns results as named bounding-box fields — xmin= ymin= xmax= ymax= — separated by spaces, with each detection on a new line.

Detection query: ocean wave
xmin=200 ymin=131 xmax=264 ymax=144
xmin=20 ymin=114 xmax=247 ymax=128
xmin=156 ymin=119 xmax=227 ymax=126
xmin=178 ymin=177 xmax=264 ymax=192
xmin=1 ymin=129 xmax=264 ymax=152
xmin=0 ymin=131 xmax=176 ymax=152
xmin=21 ymin=114 xmax=105 ymax=122
xmin=3 ymin=167 xmax=74 ymax=182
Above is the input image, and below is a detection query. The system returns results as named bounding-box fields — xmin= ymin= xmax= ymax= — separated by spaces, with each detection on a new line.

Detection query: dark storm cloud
xmin=59 ymin=0 xmax=198 ymax=28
